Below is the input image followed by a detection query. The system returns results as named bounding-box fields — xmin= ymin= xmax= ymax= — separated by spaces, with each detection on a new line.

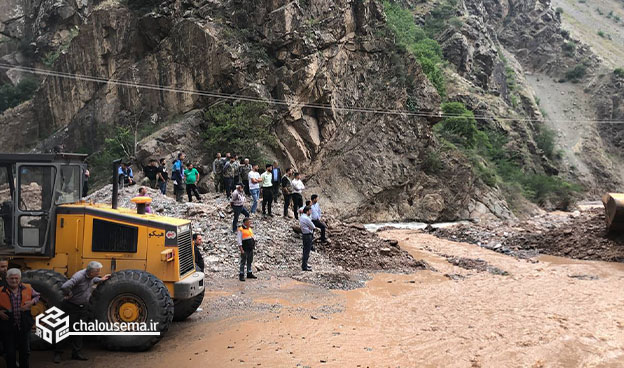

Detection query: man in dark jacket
xmin=0 ymin=268 xmax=40 ymax=368
xmin=157 ymin=158 xmax=168 ymax=195
xmin=271 ymin=161 xmax=282 ymax=204
xmin=193 ymin=234 xmax=205 ymax=272
xmin=171 ymin=153 xmax=186 ymax=202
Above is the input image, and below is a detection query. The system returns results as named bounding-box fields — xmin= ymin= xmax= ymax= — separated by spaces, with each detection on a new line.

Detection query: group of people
xmin=140 ymin=153 xmax=201 ymax=203
xmin=0 ymin=259 xmax=108 ymax=367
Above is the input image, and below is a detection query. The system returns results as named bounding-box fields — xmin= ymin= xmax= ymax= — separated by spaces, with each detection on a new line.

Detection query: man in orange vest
xmin=236 ymin=217 xmax=257 ymax=282
xmin=0 ymin=268 xmax=40 ymax=368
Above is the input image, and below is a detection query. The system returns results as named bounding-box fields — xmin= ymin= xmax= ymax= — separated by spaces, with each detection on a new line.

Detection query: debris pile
xmin=87 ymin=185 xmax=426 ymax=288
xmin=434 ymin=209 xmax=624 ymax=262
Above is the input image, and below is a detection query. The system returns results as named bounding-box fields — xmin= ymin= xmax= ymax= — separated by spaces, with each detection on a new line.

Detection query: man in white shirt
xmin=248 ymin=164 xmax=261 ymax=214
xmin=260 ymin=164 xmax=274 ymax=217
xmin=291 ymin=172 xmax=305 ymax=219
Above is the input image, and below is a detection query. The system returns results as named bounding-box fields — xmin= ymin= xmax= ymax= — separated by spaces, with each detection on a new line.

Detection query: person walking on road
xmin=55 ymin=261 xmax=110 ymax=363
xmin=299 ymin=206 xmax=315 ymax=271
xmin=184 ymin=163 xmax=201 ymax=202
xmin=231 ymin=184 xmax=250 ymax=233
xmin=291 ymin=172 xmax=305 ymax=220
xmin=310 ymin=194 xmax=329 ymax=243
xmin=239 ymin=158 xmax=252 ymax=195
xmin=0 ymin=268 xmax=40 ymax=368
xmin=281 ymin=168 xmax=293 ymax=218
xmin=237 ymin=217 xmax=257 ymax=281
xmin=248 ymin=164 xmax=261 ymax=214
xmin=172 ymin=153 xmax=186 ymax=202
xmin=260 ymin=164 xmax=274 ymax=217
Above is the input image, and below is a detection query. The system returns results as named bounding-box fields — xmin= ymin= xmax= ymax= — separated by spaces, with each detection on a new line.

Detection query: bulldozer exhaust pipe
xmin=112 ymin=159 xmax=122 ymax=209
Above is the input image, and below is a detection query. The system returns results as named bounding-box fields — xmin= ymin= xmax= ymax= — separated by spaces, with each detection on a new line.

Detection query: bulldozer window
xmin=92 ymin=219 xmax=138 ymax=253
xmin=56 ymin=165 xmax=81 ymax=205
xmin=18 ymin=166 xmax=55 ymax=211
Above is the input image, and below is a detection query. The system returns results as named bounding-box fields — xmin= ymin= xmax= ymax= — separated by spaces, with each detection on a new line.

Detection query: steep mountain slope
xmin=0 ymin=0 xmax=617 ymax=222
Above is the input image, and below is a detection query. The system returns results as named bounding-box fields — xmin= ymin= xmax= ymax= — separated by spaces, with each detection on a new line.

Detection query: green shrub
xmin=434 ymin=102 xmax=487 ymax=149
xmin=0 ymin=78 xmax=39 ymax=113
xmin=614 ymin=68 xmax=624 ymax=78
xmin=562 ymin=41 xmax=576 ymax=55
xmin=424 ymin=0 xmax=460 ymax=38
xmin=597 ymin=30 xmax=607 ymax=38
xmin=383 ymin=1 xmax=447 ymax=97
xmin=565 ymin=64 xmax=586 ymax=81
xmin=422 ymin=150 xmax=444 ymax=174
xmin=203 ymin=102 xmax=276 ymax=164
xmin=556 ymin=7 xmax=564 ymax=14
xmin=536 ymin=125 xmax=557 ymax=159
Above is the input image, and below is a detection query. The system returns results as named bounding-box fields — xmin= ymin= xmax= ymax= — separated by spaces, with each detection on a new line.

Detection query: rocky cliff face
xmin=2 ymin=0 xmax=617 ymax=222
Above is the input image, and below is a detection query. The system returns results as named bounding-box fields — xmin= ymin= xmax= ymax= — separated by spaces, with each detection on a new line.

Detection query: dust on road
xmin=32 ymin=232 xmax=624 ymax=367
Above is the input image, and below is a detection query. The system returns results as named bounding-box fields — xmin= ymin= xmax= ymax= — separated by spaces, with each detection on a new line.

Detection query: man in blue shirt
xmin=271 ymin=161 xmax=282 ymax=205
xmin=310 ymin=194 xmax=329 ymax=243
xmin=299 ymin=206 xmax=315 ymax=271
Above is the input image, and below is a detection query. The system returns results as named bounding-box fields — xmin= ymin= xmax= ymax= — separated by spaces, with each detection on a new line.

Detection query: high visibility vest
xmin=0 ymin=283 xmax=33 ymax=311
xmin=238 ymin=226 xmax=254 ymax=240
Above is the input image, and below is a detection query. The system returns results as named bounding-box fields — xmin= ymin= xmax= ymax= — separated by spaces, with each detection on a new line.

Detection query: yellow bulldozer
xmin=0 ymin=153 xmax=204 ymax=350
xmin=602 ymin=193 xmax=624 ymax=232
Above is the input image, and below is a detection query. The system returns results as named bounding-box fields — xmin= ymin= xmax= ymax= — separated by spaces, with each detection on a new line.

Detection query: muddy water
xmin=32 ymin=231 xmax=624 ymax=367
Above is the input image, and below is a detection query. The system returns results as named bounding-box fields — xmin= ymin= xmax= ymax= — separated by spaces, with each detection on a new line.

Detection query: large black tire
xmin=90 ymin=270 xmax=173 ymax=351
xmin=21 ymin=269 xmax=68 ymax=351
xmin=173 ymin=289 xmax=205 ymax=321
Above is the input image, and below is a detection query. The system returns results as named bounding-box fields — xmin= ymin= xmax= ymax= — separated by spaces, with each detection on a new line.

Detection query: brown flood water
xmin=32 ymin=231 xmax=624 ymax=367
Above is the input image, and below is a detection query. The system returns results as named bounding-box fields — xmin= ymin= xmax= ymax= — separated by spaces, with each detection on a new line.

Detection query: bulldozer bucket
xmin=601 ymin=193 xmax=624 ymax=232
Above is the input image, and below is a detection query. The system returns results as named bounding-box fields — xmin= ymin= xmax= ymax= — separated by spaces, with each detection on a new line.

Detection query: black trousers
xmin=283 ymin=193 xmax=292 ymax=216
xmin=239 ymin=249 xmax=253 ymax=275
xmin=3 ymin=326 xmax=30 ymax=368
xmin=292 ymin=193 xmax=303 ymax=219
xmin=271 ymin=183 xmax=280 ymax=203
xmin=243 ymin=180 xmax=250 ymax=195
xmin=186 ymin=183 xmax=201 ymax=202
xmin=262 ymin=187 xmax=273 ymax=215
xmin=55 ymin=301 xmax=88 ymax=356
xmin=224 ymin=177 xmax=234 ymax=198
xmin=302 ymin=233 xmax=313 ymax=270
xmin=232 ymin=206 xmax=250 ymax=232
xmin=312 ymin=220 xmax=327 ymax=241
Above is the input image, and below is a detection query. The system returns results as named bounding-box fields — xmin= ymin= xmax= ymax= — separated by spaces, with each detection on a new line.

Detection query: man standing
xmin=299 ymin=207 xmax=315 ymax=271
xmin=281 ymin=168 xmax=293 ymax=218
xmin=260 ymin=164 xmax=274 ymax=217
xmin=172 ymin=153 xmax=186 ymax=202
xmin=55 ymin=261 xmax=110 ymax=363
xmin=291 ymin=172 xmax=305 ymax=220
xmin=0 ymin=268 xmax=40 ymax=368
xmin=222 ymin=156 xmax=237 ymax=200
xmin=0 ymin=258 xmax=8 ymax=288
xmin=248 ymin=164 xmax=261 ymax=215
xmin=239 ymin=158 xmax=252 ymax=195
xmin=143 ymin=160 xmax=159 ymax=189
xmin=212 ymin=153 xmax=224 ymax=193
xmin=82 ymin=167 xmax=90 ymax=197
xmin=184 ymin=163 xmax=201 ymax=202
xmin=310 ymin=194 xmax=329 ymax=243
xmin=231 ymin=155 xmax=241 ymax=186
xmin=193 ymin=234 xmax=204 ymax=272
xmin=236 ymin=217 xmax=257 ymax=281
xmin=271 ymin=161 xmax=282 ymax=204
xmin=157 ymin=158 xmax=168 ymax=195
xmin=231 ymin=184 xmax=250 ymax=233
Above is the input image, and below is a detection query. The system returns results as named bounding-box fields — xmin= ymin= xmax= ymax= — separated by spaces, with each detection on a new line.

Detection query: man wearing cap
xmin=230 ymin=184 xmax=250 ymax=233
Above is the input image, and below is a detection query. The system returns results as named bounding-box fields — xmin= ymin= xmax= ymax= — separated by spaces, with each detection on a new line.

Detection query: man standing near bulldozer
xmin=54 ymin=262 xmax=110 ymax=363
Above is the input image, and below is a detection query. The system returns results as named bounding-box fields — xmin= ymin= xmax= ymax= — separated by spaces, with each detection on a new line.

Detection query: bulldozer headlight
xmin=178 ymin=224 xmax=190 ymax=233
xmin=160 ymin=249 xmax=175 ymax=262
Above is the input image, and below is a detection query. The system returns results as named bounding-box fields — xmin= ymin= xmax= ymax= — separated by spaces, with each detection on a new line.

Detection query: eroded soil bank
xmin=32 ymin=231 xmax=624 ymax=367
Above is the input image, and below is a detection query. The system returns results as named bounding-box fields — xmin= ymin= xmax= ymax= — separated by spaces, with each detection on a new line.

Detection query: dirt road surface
xmin=32 ymin=232 xmax=624 ymax=367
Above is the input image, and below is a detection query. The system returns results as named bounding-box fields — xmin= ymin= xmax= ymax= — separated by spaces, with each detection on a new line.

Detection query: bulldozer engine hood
xmin=57 ymin=205 xmax=189 ymax=246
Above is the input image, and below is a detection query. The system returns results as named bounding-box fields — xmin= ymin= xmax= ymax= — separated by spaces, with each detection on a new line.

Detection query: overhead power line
xmin=1 ymin=62 xmax=623 ymax=124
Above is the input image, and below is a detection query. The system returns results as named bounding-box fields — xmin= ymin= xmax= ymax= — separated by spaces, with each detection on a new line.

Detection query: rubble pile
xmin=87 ymin=185 xmax=425 ymax=286
xmin=434 ymin=209 xmax=624 ymax=262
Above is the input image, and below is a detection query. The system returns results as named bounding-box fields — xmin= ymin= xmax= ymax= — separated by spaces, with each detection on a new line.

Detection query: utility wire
xmin=1 ymin=62 xmax=623 ymax=124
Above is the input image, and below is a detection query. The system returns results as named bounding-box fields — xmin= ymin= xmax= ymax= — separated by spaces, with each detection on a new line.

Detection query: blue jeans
xmin=250 ymin=188 xmax=260 ymax=213
xmin=159 ymin=181 xmax=167 ymax=195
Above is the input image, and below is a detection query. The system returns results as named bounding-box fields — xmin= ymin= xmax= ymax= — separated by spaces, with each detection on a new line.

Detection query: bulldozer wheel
xmin=21 ymin=269 xmax=68 ymax=351
xmin=173 ymin=289 xmax=205 ymax=321
xmin=90 ymin=270 xmax=173 ymax=351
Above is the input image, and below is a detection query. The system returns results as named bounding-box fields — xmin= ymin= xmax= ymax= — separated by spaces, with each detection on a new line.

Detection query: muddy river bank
xmin=31 ymin=230 xmax=624 ymax=368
